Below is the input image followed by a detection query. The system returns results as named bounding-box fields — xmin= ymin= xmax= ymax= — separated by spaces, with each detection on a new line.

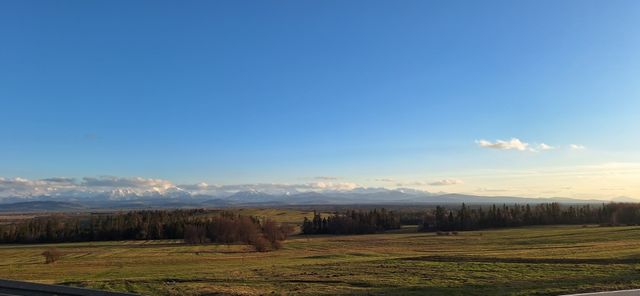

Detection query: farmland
xmin=1 ymin=215 xmax=640 ymax=295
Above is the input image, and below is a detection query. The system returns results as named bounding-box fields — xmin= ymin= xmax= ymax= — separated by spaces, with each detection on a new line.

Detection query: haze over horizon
xmin=2 ymin=1 xmax=639 ymax=201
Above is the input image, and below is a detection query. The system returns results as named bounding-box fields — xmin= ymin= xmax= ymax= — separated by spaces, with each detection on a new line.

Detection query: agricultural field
xmin=2 ymin=223 xmax=640 ymax=295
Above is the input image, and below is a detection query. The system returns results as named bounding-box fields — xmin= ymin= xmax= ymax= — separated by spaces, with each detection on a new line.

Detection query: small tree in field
xmin=42 ymin=248 xmax=62 ymax=264
xmin=262 ymin=219 xmax=294 ymax=250
xmin=249 ymin=234 xmax=271 ymax=252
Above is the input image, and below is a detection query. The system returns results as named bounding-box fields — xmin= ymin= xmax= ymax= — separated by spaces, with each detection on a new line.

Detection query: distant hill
xmin=0 ymin=201 xmax=86 ymax=212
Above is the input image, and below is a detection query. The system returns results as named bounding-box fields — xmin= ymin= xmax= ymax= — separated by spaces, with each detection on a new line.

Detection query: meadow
xmin=1 ymin=211 xmax=640 ymax=296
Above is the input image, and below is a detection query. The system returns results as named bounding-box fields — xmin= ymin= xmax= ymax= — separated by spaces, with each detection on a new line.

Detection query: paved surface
xmin=0 ymin=279 xmax=136 ymax=296
xmin=563 ymin=289 xmax=640 ymax=296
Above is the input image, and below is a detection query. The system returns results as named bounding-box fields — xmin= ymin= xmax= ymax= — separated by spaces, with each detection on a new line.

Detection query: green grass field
xmin=2 ymin=224 xmax=640 ymax=295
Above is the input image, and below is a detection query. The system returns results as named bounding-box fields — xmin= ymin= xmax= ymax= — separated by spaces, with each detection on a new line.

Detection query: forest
xmin=421 ymin=202 xmax=640 ymax=232
xmin=301 ymin=209 xmax=401 ymax=234
xmin=0 ymin=209 xmax=291 ymax=251
xmin=300 ymin=203 xmax=640 ymax=235
xmin=3 ymin=203 xmax=640 ymax=245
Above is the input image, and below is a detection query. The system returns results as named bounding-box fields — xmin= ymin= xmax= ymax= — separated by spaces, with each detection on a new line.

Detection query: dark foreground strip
xmin=401 ymin=256 xmax=640 ymax=265
xmin=0 ymin=279 xmax=137 ymax=296
xmin=562 ymin=289 xmax=640 ymax=295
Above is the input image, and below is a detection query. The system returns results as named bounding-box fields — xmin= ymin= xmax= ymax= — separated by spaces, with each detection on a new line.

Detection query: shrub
xmin=250 ymin=235 xmax=271 ymax=252
xmin=263 ymin=219 xmax=293 ymax=249
xmin=42 ymin=248 xmax=62 ymax=264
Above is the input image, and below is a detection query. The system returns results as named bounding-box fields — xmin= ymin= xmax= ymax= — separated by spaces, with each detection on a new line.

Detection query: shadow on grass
xmin=401 ymin=255 xmax=640 ymax=265
xmin=329 ymin=270 xmax=640 ymax=296
xmin=61 ymin=268 xmax=640 ymax=296
xmin=58 ymin=256 xmax=640 ymax=296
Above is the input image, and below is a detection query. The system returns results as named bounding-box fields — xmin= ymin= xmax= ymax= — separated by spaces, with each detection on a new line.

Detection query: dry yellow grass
xmin=1 ymin=225 xmax=640 ymax=295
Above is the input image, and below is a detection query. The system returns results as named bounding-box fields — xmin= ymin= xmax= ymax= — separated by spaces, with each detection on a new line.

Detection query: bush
xmin=250 ymin=235 xmax=271 ymax=252
xmin=271 ymin=239 xmax=283 ymax=250
xmin=42 ymin=248 xmax=62 ymax=264
xmin=263 ymin=219 xmax=293 ymax=249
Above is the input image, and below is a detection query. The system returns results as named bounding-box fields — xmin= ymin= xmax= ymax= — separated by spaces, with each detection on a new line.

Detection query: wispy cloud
xmin=570 ymin=144 xmax=586 ymax=150
xmin=83 ymin=133 xmax=99 ymax=141
xmin=314 ymin=176 xmax=340 ymax=180
xmin=476 ymin=138 xmax=530 ymax=151
xmin=537 ymin=143 xmax=554 ymax=150
xmin=429 ymin=179 xmax=464 ymax=186
xmin=393 ymin=179 xmax=463 ymax=187
xmin=375 ymin=178 xmax=395 ymax=182
xmin=304 ymin=182 xmax=358 ymax=191
xmin=476 ymin=138 xmax=571 ymax=152
xmin=41 ymin=177 xmax=76 ymax=184
xmin=395 ymin=181 xmax=426 ymax=187
xmin=82 ymin=176 xmax=173 ymax=191
xmin=476 ymin=187 xmax=509 ymax=193
xmin=177 ymin=182 xmax=210 ymax=191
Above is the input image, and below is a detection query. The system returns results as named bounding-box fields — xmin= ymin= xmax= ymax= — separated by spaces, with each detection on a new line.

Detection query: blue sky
xmin=1 ymin=1 xmax=639 ymax=199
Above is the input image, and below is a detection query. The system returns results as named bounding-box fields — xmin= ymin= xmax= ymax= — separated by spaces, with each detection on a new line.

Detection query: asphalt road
xmin=0 ymin=279 xmax=136 ymax=296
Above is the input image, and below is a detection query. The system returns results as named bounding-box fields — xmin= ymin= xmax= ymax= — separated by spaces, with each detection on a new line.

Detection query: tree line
xmin=0 ymin=209 xmax=292 ymax=251
xmin=302 ymin=209 xmax=401 ymax=235
xmin=421 ymin=203 xmax=640 ymax=231
xmin=3 ymin=203 xmax=640 ymax=244
xmin=300 ymin=203 xmax=640 ymax=235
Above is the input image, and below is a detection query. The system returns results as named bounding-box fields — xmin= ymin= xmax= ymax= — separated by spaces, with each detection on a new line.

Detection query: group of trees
xmin=0 ymin=209 xmax=292 ymax=251
xmin=183 ymin=214 xmax=293 ymax=251
xmin=302 ymin=209 xmax=400 ymax=235
xmin=300 ymin=203 xmax=640 ymax=235
xmin=421 ymin=203 xmax=640 ymax=231
xmin=0 ymin=209 xmax=203 ymax=243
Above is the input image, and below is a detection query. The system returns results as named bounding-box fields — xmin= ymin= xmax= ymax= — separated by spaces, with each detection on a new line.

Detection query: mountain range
xmin=0 ymin=187 xmax=631 ymax=212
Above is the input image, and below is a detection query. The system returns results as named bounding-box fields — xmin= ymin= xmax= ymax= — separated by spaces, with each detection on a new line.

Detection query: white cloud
xmin=41 ymin=177 xmax=76 ymax=184
xmin=302 ymin=182 xmax=359 ymax=191
xmin=476 ymin=138 xmax=563 ymax=152
xmin=392 ymin=179 xmax=464 ymax=187
xmin=203 ymin=182 xmax=358 ymax=193
xmin=429 ymin=179 xmax=464 ymax=186
xmin=0 ymin=176 xmax=366 ymax=200
xmin=81 ymin=176 xmax=174 ymax=193
xmin=375 ymin=178 xmax=395 ymax=182
xmin=538 ymin=143 xmax=554 ymax=150
xmin=395 ymin=181 xmax=427 ymax=187
xmin=176 ymin=182 xmax=209 ymax=191
xmin=476 ymin=138 xmax=530 ymax=151
xmin=476 ymin=187 xmax=509 ymax=193
xmin=0 ymin=177 xmax=79 ymax=196
xmin=314 ymin=176 xmax=340 ymax=180
xmin=570 ymin=144 xmax=586 ymax=150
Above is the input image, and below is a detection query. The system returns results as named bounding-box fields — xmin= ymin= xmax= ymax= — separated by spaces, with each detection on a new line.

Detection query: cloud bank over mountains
xmin=0 ymin=176 xmax=365 ymax=201
xmin=0 ymin=171 xmax=636 ymax=205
